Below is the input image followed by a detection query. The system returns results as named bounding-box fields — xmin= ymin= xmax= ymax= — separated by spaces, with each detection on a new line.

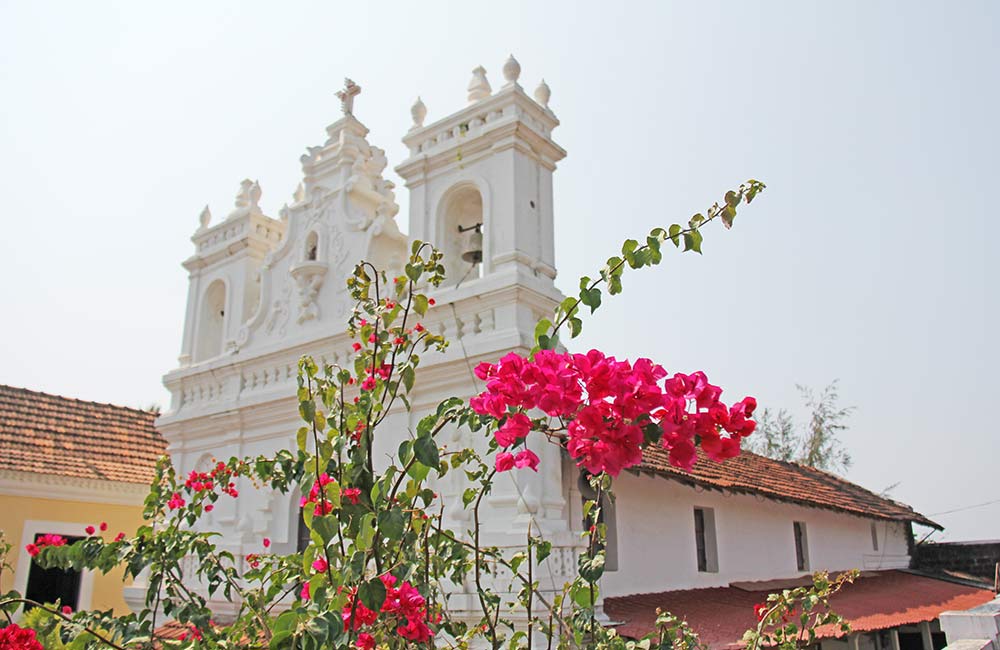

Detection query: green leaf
xmin=402 ymin=366 xmax=415 ymax=392
xmin=668 ymin=224 xmax=682 ymax=247
xmin=357 ymin=578 xmax=387 ymax=612
xmin=534 ymin=539 xmax=552 ymax=563
xmin=313 ymin=517 xmax=338 ymax=545
xmin=721 ymin=204 xmax=737 ymax=230
xmin=299 ymin=399 xmax=316 ymax=423
xmin=413 ymin=294 xmax=429 ymax=316
xmin=413 ymin=435 xmax=440 ymax=469
xmin=377 ymin=508 xmax=406 ymax=541
xmin=683 ymin=229 xmax=703 ymax=254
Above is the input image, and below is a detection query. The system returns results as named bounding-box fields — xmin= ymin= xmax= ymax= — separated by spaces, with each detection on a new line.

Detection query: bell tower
xmin=395 ymin=56 xmax=565 ymax=293
xmin=394 ymin=58 xmax=573 ymax=543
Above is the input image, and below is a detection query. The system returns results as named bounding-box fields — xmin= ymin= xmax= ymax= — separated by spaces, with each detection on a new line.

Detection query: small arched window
xmin=195 ymin=279 xmax=227 ymax=361
xmin=305 ymin=231 xmax=319 ymax=262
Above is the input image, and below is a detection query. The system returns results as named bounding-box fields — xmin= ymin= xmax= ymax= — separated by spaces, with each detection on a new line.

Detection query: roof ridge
xmin=0 ymin=384 xmax=158 ymax=418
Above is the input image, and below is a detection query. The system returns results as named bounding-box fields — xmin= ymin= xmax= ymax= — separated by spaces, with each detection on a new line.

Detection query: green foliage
xmin=744 ymin=380 xmax=854 ymax=473
xmin=536 ymin=180 xmax=766 ymax=352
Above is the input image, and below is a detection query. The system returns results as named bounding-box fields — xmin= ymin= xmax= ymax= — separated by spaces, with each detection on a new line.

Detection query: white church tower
xmin=148 ymin=60 xmax=582 ymax=624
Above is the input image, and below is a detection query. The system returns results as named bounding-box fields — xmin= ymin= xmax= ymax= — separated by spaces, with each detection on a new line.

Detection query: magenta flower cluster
xmin=470 ymin=350 xmax=757 ymax=476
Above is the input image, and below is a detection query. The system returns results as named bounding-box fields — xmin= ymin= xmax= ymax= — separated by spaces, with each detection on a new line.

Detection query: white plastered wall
xmin=600 ymin=471 xmax=912 ymax=598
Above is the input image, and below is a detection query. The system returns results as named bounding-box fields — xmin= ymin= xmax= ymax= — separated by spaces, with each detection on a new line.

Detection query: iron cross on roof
xmin=336 ymin=78 xmax=361 ymax=116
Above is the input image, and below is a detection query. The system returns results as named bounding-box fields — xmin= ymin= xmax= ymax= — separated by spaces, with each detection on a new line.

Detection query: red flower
xmin=61 ymin=605 xmax=72 ymax=615
xmin=0 ymin=623 xmax=43 ymax=650
xmin=25 ymin=544 xmax=39 ymax=557
xmin=754 ymin=602 xmax=768 ymax=621
xmin=204 ymin=504 xmax=214 ymax=512
xmin=352 ymin=342 xmax=362 ymax=352
xmin=427 ymin=298 xmax=435 ymax=306
xmin=263 ymin=537 xmax=270 ymax=548
xmin=514 ymin=449 xmax=540 ymax=471
xmin=85 ymin=525 xmax=95 ymax=535
xmin=343 ymin=488 xmax=362 ymax=505
xmin=414 ymin=323 xmax=425 ymax=332
xmin=494 ymin=452 xmax=516 ymax=472
xmin=312 ymin=557 xmax=328 ymax=573
xmin=99 ymin=522 xmax=107 ymax=532
xmin=300 ymin=582 xmax=311 ymax=601
xmin=356 ymin=632 xmax=375 ymax=650
xmin=114 ymin=532 xmax=126 ymax=542
xmin=167 ymin=493 xmax=185 ymax=510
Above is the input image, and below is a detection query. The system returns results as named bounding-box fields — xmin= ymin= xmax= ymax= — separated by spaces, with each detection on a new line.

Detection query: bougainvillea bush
xmin=0 ymin=180 xmax=856 ymax=649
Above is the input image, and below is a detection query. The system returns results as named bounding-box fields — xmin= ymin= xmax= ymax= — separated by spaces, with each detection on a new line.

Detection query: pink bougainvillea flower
xmin=343 ymin=487 xmax=362 ymax=505
xmin=312 ymin=557 xmax=328 ymax=573
xmin=495 ymin=412 xmax=531 ymax=447
xmin=114 ymin=532 xmax=126 ymax=542
xmin=356 ymin=633 xmax=376 ymax=650
xmin=167 ymin=493 xmax=185 ymax=510
xmin=352 ymin=342 xmax=362 ymax=352
xmin=0 ymin=623 xmax=44 ymax=650
xmin=470 ymin=349 xmax=756 ymax=477
xmin=263 ymin=537 xmax=270 ymax=548
xmin=61 ymin=605 xmax=72 ymax=615
xmin=204 ymin=504 xmax=214 ymax=512
xmin=85 ymin=525 xmax=95 ymax=536
xmin=99 ymin=522 xmax=108 ymax=532
xmin=300 ymin=582 xmax=311 ymax=601
xmin=494 ymin=452 xmax=516 ymax=472
xmin=514 ymin=449 xmax=540 ymax=471
xmin=25 ymin=543 xmax=39 ymax=557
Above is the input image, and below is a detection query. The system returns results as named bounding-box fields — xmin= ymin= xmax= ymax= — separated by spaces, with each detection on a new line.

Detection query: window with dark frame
xmin=693 ymin=507 xmax=718 ymax=573
xmin=694 ymin=508 xmax=708 ymax=571
xmin=24 ymin=534 xmax=84 ymax=611
xmin=793 ymin=521 xmax=809 ymax=571
xmin=871 ymin=522 xmax=879 ymax=551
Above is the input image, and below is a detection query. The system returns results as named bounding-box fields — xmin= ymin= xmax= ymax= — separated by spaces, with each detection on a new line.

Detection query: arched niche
xmin=437 ymin=183 xmax=484 ymax=287
xmin=304 ymin=231 xmax=319 ymax=262
xmin=195 ymin=279 xmax=227 ymax=362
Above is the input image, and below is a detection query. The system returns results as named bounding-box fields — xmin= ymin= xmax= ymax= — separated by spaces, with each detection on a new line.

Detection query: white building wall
xmin=600 ymin=471 xmax=912 ymax=598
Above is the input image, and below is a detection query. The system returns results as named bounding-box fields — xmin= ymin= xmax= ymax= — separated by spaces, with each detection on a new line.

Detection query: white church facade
xmin=149 ymin=60 xmax=995 ymax=648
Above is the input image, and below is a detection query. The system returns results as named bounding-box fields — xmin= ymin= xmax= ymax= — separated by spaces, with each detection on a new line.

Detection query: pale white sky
xmin=1 ymin=1 xmax=996 ymax=541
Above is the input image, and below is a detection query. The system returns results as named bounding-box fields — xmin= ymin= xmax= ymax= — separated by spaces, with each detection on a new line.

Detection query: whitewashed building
xmin=151 ymin=60 xmax=996 ymax=648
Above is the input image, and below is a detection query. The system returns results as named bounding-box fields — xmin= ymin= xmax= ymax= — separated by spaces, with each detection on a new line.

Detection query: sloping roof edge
xmin=635 ymin=447 xmax=941 ymax=530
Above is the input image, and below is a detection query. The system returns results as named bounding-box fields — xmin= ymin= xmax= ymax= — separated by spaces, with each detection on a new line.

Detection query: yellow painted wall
xmin=0 ymin=494 xmax=147 ymax=614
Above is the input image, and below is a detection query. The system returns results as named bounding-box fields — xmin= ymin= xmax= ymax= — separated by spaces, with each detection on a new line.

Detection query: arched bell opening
xmin=438 ymin=184 xmax=484 ymax=287
xmin=195 ymin=279 xmax=227 ymax=362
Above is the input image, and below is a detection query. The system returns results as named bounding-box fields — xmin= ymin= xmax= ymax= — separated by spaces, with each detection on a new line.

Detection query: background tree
xmin=745 ymin=381 xmax=854 ymax=474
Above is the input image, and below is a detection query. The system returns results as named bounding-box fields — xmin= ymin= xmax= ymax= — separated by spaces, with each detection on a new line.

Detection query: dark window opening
xmin=793 ymin=521 xmax=809 ymax=571
xmin=694 ymin=509 xmax=707 ymax=572
xmin=25 ymin=534 xmax=83 ymax=611
xmin=297 ymin=508 xmax=310 ymax=552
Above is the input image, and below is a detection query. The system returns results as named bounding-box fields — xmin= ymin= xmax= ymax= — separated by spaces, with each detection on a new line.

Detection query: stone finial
xmin=467 ymin=66 xmax=492 ymax=104
xmin=198 ymin=205 xmax=212 ymax=230
xmin=227 ymin=179 xmax=263 ymax=219
xmin=534 ymin=79 xmax=551 ymax=108
xmin=336 ymin=78 xmax=361 ymax=116
xmin=502 ymin=54 xmax=521 ymax=86
xmin=410 ymin=96 xmax=427 ymax=129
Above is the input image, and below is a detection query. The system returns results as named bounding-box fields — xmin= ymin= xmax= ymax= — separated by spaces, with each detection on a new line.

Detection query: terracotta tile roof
xmin=605 ymin=570 xmax=997 ymax=648
xmin=637 ymin=446 xmax=940 ymax=529
xmin=0 ymin=384 xmax=166 ymax=484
